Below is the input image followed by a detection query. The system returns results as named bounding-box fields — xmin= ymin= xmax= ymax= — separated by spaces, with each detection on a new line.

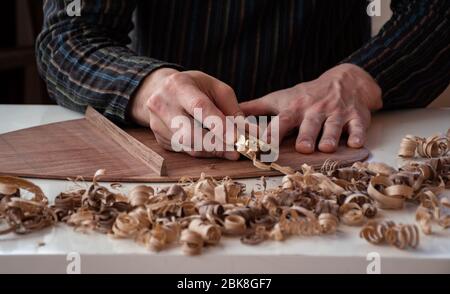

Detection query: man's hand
xmin=240 ymin=64 xmax=382 ymax=154
xmin=130 ymin=68 xmax=243 ymax=160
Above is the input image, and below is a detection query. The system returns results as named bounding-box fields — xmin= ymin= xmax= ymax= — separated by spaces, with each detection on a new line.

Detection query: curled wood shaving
xmin=235 ymin=134 xmax=295 ymax=175
xmin=112 ymin=213 xmax=140 ymax=238
xmin=224 ymin=215 xmax=247 ymax=235
xmin=416 ymin=205 xmax=433 ymax=235
xmin=242 ymin=225 xmax=269 ymax=245
xmin=339 ymin=203 xmax=365 ymax=226
xmin=367 ymin=175 xmax=411 ymax=210
xmin=270 ymin=207 xmax=321 ymax=240
xmin=128 ymin=185 xmax=153 ymax=207
xmin=180 ymin=229 xmax=203 ymax=255
xmin=214 ymin=179 xmax=244 ymax=204
xmin=366 ymin=162 xmax=397 ymax=176
xmin=398 ymin=135 xmax=418 ymax=158
xmin=318 ymin=213 xmax=339 ymax=234
xmin=148 ymin=222 xmax=180 ymax=251
xmin=188 ymin=219 xmax=221 ymax=245
xmin=344 ymin=193 xmax=376 ymax=217
xmin=193 ymin=173 xmax=216 ymax=201
xmin=360 ymin=221 xmax=419 ymax=249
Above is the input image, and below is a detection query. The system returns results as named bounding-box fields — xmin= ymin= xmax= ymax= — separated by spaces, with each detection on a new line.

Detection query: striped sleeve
xmin=36 ymin=0 xmax=182 ymax=124
xmin=343 ymin=0 xmax=450 ymax=109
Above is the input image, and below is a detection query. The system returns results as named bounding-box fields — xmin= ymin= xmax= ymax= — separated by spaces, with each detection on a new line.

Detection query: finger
xmin=186 ymin=150 xmax=240 ymax=160
xmin=346 ymin=119 xmax=367 ymax=148
xmin=207 ymin=79 xmax=244 ymax=117
xmin=149 ymin=112 xmax=172 ymax=141
xmin=174 ymin=117 xmax=240 ymax=161
xmin=263 ymin=110 xmax=300 ymax=146
xmin=239 ymin=97 xmax=276 ymax=116
xmin=295 ymin=112 xmax=326 ymax=154
xmin=177 ymin=85 xmax=231 ymax=142
xmin=318 ymin=115 xmax=345 ymax=153
xmin=207 ymin=80 xmax=245 ymax=146
xmin=146 ymin=93 xmax=184 ymax=128
xmin=154 ymin=132 xmax=173 ymax=151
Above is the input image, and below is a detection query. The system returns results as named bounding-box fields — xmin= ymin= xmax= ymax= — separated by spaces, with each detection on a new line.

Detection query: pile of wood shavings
xmin=399 ymin=132 xmax=449 ymax=158
xmin=397 ymin=131 xmax=450 ymax=236
xmin=0 ymin=131 xmax=449 ymax=254
xmin=0 ymin=176 xmax=56 ymax=234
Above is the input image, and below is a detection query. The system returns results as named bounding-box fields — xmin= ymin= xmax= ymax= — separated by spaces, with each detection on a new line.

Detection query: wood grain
xmin=85 ymin=107 xmax=166 ymax=176
xmin=0 ymin=117 xmax=370 ymax=182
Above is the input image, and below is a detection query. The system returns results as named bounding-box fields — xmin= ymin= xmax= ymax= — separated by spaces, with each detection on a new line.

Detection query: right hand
xmin=130 ymin=68 xmax=243 ymax=160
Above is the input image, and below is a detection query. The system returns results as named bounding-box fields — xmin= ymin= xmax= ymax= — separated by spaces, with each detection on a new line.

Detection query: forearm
xmin=36 ymin=0 xmax=181 ymax=124
xmin=342 ymin=0 xmax=450 ymax=109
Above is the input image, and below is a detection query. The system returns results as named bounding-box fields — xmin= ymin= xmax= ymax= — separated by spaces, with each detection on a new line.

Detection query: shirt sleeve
xmin=342 ymin=0 xmax=450 ymax=109
xmin=36 ymin=0 xmax=183 ymax=124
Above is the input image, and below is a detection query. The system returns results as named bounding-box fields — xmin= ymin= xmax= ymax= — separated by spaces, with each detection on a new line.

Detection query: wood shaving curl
xmin=188 ymin=219 xmax=221 ymax=245
xmin=224 ymin=215 xmax=247 ymax=235
xmin=339 ymin=203 xmax=366 ymax=226
xmin=180 ymin=229 xmax=203 ymax=255
xmin=318 ymin=213 xmax=339 ymax=234
xmin=112 ymin=213 xmax=140 ymax=238
xmin=128 ymin=185 xmax=154 ymax=207
xmin=360 ymin=221 xmax=419 ymax=249
xmin=367 ymin=175 xmax=412 ymax=210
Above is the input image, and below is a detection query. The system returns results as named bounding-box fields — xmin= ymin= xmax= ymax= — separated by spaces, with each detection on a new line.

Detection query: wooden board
xmin=0 ymin=116 xmax=369 ymax=182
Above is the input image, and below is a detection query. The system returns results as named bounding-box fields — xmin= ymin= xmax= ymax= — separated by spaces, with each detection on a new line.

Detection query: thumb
xmin=239 ymin=97 xmax=274 ymax=116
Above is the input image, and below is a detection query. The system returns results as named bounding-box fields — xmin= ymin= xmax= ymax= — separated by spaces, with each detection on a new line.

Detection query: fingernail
xmin=301 ymin=140 xmax=313 ymax=150
xmin=351 ymin=137 xmax=362 ymax=146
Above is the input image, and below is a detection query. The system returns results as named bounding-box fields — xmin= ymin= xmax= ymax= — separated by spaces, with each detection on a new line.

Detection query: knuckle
xmin=288 ymin=99 xmax=303 ymax=112
xmin=189 ymin=97 xmax=208 ymax=112
xmin=216 ymin=83 xmax=235 ymax=98
xmin=305 ymin=114 xmax=323 ymax=126
xmin=163 ymin=72 xmax=188 ymax=90
xmin=351 ymin=117 xmax=368 ymax=128
xmin=326 ymin=117 xmax=344 ymax=128
xmin=279 ymin=111 xmax=298 ymax=126
xmin=147 ymin=94 xmax=164 ymax=113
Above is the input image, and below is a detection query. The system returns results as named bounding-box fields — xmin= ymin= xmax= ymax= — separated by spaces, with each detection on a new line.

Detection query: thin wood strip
xmin=85 ymin=107 xmax=166 ymax=176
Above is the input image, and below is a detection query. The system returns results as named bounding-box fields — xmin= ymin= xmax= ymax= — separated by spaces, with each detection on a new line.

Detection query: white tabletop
xmin=0 ymin=105 xmax=450 ymax=274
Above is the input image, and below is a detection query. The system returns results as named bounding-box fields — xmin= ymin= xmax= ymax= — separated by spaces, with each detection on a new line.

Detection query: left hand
xmin=240 ymin=64 xmax=383 ymax=154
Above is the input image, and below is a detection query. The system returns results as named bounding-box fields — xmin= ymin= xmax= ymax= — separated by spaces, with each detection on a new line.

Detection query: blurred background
xmin=0 ymin=0 xmax=448 ymax=107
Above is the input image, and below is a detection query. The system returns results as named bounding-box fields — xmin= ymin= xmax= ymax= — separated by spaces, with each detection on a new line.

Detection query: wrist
xmin=338 ymin=63 xmax=383 ymax=111
xmin=129 ymin=67 xmax=179 ymax=126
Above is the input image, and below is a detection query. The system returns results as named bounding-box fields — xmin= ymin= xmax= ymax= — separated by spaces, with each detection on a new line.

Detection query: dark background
xmin=0 ymin=0 xmax=51 ymax=105
xmin=0 ymin=0 xmax=448 ymax=107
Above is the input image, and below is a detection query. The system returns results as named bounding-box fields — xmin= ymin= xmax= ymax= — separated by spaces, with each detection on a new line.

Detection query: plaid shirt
xmin=36 ymin=0 xmax=450 ymax=124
